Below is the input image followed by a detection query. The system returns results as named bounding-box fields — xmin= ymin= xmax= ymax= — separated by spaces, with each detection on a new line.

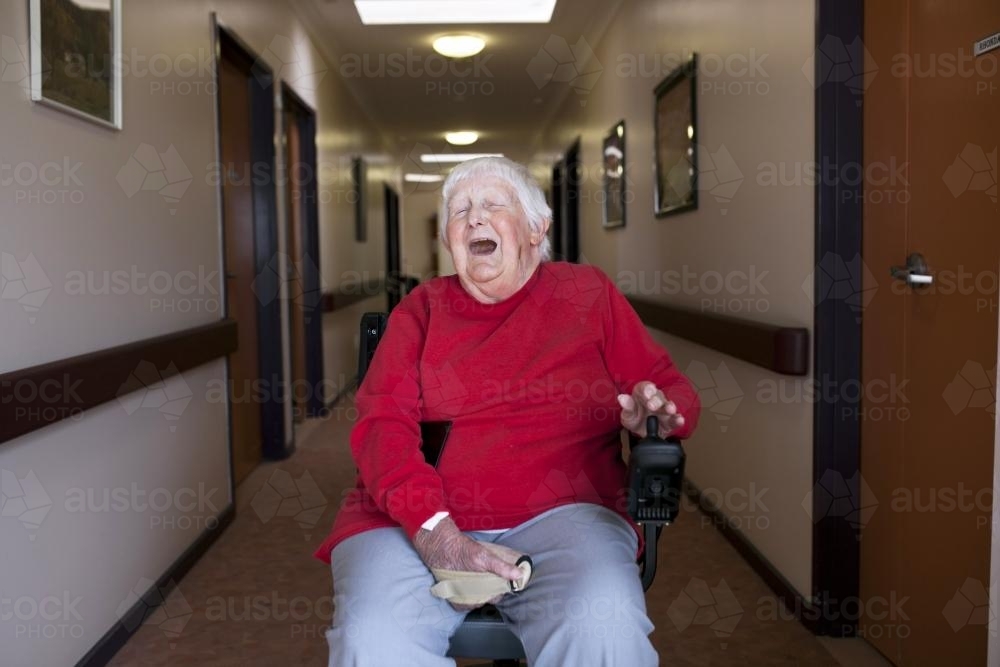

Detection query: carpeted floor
xmin=109 ymin=393 xmax=848 ymax=666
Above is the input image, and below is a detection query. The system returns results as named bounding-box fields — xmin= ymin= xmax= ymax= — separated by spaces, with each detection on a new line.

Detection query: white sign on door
xmin=974 ymin=32 xmax=1000 ymax=56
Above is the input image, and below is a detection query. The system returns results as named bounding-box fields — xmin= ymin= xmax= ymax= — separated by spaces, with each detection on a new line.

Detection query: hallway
xmin=105 ymin=394 xmax=874 ymax=667
xmin=3 ymin=0 xmax=999 ymax=665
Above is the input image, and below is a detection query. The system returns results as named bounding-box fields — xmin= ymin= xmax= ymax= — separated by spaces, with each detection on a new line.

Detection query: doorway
xmin=281 ymin=84 xmax=324 ymax=421
xmin=562 ymin=139 xmax=581 ymax=263
xmin=550 ymin=161 xmax=564 ymax=261
xmin=215 ymin=24 xmax=286 ymax=483
xmin=860 ymin=2 xmax=999 ymax=664
xmin=384 ymin=184 xmax=402 ymax=310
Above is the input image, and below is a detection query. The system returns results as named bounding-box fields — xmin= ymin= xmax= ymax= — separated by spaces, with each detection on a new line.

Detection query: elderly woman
xmin=316 ymin=156 xmax=700 ymax=666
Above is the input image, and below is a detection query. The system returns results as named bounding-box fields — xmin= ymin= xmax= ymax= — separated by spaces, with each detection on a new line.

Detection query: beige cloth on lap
xmin=429 ymin=542 xmax=534 ymax=606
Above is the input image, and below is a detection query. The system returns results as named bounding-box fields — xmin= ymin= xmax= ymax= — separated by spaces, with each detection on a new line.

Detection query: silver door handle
xmin=890 ymin=253 xmax=933 ymax=286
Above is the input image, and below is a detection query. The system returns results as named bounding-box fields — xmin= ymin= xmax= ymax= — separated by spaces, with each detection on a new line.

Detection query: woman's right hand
xmin=412 ymin=516 xmax=524 ymax=609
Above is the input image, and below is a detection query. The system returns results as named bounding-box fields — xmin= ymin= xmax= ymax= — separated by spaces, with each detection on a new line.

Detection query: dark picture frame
xmin=653 ymin=54 xmax=698 ymax=218
xmin=602 ymin=120 xmax=626 ymax=229
xmin=30 ymin=0 xmax=123 ymax=130
xmin=352 ymin=156 xmax=366 ymax=242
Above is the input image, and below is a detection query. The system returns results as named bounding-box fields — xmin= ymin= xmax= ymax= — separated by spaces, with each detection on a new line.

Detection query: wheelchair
xmin=356 ymin=312 xmax=685 ymax=666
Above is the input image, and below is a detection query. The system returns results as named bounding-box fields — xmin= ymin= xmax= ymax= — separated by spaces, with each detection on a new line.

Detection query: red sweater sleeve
xmin=350 ymin=294 xmax=447 ymax=538
xmin=599 ymin=273 xmax=701 ymax=439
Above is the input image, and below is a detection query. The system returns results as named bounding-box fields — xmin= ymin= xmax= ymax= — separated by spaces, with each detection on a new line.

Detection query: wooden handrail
xmin=628 ymin=298 xmax=809 ymax=376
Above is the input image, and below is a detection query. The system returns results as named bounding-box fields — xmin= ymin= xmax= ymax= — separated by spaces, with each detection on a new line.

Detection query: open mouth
xmin=469 ymin=239 xmax=498 ymax=256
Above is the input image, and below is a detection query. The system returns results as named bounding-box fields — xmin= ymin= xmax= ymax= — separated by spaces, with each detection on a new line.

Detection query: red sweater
xmin=314 ymin=262 xmax=700 ymax=563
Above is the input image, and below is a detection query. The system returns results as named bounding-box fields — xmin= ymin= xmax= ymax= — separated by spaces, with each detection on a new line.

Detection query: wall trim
xmin=628 ymin=298 xmax=810 ymax=376
xmin=322 ymin=280 xmax=385 ymax=313
xmin=73 ymin=504 xmax=236 ymax=667
xmin=0 ymin=320 xmax=237 ymax=447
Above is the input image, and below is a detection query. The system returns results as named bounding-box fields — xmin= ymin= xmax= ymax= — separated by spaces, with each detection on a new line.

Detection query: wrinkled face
xmin=445 ymin=175 xmax=544 ymax=303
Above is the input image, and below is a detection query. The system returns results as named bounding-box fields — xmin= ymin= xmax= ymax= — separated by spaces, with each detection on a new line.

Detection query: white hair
xmin=439 ymin=156 xmax=553 ymax=262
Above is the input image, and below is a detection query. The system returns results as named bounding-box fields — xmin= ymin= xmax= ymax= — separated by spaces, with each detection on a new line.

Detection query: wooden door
xmin=283 ymin=107 xmax=307 ymax=424
xmin=862 ymin=2 xmax=999 ymax=664
xmin=219 ymin=45 xmax=263 ymax=485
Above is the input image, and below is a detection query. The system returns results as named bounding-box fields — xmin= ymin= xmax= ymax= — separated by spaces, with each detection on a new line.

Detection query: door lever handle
xmin=890 ymin=252 xmax=933 ymax=286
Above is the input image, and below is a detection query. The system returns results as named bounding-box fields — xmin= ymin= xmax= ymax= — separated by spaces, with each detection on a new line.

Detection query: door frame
xmin=214 ymin=21 xmax=288 ymax=461
xmin=281 ymin=83 xmax=325 ymax=419
xmin=810 ymin=0 xmax=864 ymax=636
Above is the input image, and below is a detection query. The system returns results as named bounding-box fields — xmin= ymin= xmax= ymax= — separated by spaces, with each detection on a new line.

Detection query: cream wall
xmin=536 ymin=0 xmax=816 ymax=596
xmin=0 ymin=0 xmax=386 ymax=664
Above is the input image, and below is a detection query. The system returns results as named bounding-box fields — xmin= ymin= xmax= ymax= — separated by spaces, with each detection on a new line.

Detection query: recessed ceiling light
xmin=404 ymin=174 xmax=445 ymax=183
xmin=445 ymin=131 xmax=479 ymax=146
xmin=355 ymin=0 xmax=557 ymax=25
xmin=432 ymin=35 xmax=486 ymax=59
xmin=420 ymin=153 xmax=504 ymax=163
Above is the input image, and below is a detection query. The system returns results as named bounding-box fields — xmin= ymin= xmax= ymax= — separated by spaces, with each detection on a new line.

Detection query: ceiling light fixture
xmin=355 ymin=0 xmax=557 ymax=25
xmin=420 ymin=153 xmax=503 ymax=163
xmin=445 ymin=131 xmax=479 ymax=146
xmin=432 ymin=35 xmax=486 ymax=59
xmin=404 ymin=174 xmax=445 ymax=183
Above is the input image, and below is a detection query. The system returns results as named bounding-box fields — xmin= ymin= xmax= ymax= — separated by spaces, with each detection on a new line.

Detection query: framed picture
xmin=30 ymin=0 xmax=123 ymax=130
xmin=352 ymin=156 xmax=367 ymax=242
xmin=653 ymin=54 xmax=698 ymax=217
xmin=602 ymin=120 xmax=626 ymax=229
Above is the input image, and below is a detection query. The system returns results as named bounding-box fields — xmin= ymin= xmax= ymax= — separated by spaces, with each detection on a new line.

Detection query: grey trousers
xmin=325 ymin=503 xmax=658 ymax=666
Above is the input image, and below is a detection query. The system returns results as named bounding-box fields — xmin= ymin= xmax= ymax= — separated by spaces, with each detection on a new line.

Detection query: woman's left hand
xmin=617 ymin=381 xmax=686 ymax=438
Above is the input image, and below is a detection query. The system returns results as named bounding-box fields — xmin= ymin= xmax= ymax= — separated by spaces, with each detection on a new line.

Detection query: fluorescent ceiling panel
xmin=420 ymin=153 xmax=503 ymax=163
xmin=355 ymin=0 xmax=557 ymax=25
xmin=70 ymin=0 xmax=111 ymax=9
xmin=404 ymin=174 xmax=445 ymax=182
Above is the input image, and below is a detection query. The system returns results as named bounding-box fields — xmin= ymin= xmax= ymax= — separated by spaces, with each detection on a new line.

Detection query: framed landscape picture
xmin=653 ymin=54 xmax=698 ymax=217
xmin=30 ymin=0 xmax=123 ymax=129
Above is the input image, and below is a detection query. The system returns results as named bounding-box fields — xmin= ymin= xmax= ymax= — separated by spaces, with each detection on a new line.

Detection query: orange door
xmin=862 ymin=1 xmax=999 ymax=664
xmin=219 ymin=46 xmax=263 ymax=485
xmin=284 ymin=108 xmax=307 ymax=423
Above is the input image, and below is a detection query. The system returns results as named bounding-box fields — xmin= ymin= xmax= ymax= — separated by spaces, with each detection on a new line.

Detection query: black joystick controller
xmin=626 ymin=415 xmax=686 ymax=524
